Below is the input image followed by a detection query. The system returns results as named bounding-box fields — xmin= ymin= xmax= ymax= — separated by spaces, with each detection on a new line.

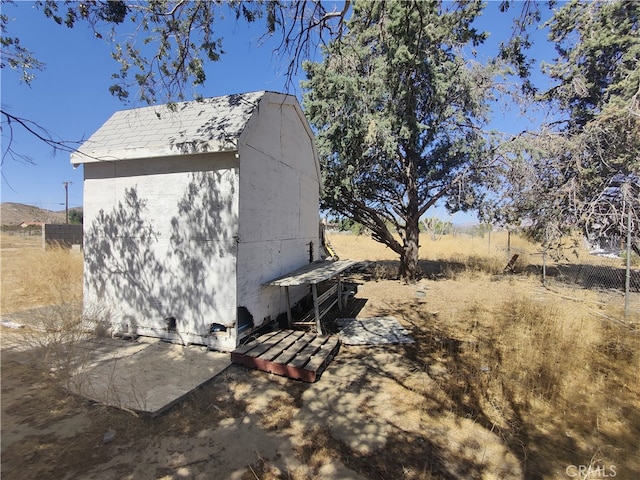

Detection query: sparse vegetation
xmin=1 ymin=235 xmax=82 ymax=313
xmin=328 ymin=231 xmax=639 ymax=476
xmin=1 ymin=231 xmax=638 ymax=479
xmin=68 ymin=209 xmax=83 ymax=225
xmin=0 ymin=235 xmax=94 ymax=387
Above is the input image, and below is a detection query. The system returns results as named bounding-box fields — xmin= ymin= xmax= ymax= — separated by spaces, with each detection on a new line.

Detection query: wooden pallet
xmin=230 ymin=330 xmax=340 ymax=382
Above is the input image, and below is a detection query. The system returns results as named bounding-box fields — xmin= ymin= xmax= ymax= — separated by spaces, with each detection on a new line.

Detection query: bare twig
xmin=249 ymin=465 xmax=260 ymax=480
xmin=1 ymin=109 xmax=85 ymax=164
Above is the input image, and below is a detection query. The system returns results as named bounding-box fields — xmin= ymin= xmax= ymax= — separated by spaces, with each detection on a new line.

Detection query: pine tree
xmin=303 ymin=0 xmax=498 ymax=281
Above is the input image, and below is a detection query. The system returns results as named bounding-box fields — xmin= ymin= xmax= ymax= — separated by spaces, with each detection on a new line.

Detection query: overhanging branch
xmin=1 ymin=109 xmax=97 ymax=164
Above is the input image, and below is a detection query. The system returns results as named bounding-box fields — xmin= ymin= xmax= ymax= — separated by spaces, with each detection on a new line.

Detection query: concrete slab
xmin=336 ymin=316 xmax=415 ymax=346
xmin=69 ymin=337 xmax=231 ymax=415
xmin=1 ymin=307 xmax=232 ymax=415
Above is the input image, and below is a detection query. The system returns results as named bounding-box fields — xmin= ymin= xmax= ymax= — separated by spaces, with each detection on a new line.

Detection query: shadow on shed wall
xmin=84 ymin=170 xmax=238 ymax=336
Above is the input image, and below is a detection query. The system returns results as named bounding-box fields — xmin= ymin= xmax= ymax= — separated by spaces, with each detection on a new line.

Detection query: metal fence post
xmin=542 ymin=228 xmax=548 ymax=286
xmin=542 ymin=245 xmax=547 ymax=286
xmin=625 ymin=207 xmax=631 ymax=317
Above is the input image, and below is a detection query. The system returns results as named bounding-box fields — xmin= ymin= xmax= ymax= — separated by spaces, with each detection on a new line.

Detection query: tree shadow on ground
xmin=350 ymin=259 xmax=466 ymax=281
xmin=393 ymin=302 xmax=640 ymax=480
xmin=4 ymin=326 xmax=354 ymax=480
xmin=289 ymin=337 xmax=495 ymax=479
xmin=280 ymin=259 xmax=640 ymax=478
xmin=553 ymin=263 xmax=640 ymax=292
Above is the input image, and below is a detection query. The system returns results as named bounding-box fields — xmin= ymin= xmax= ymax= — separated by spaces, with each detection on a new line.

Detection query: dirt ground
xmin=1 ymin=278 xmax=519 ymax=480
xmin=2 ymin=242 xmax=639 ymax=479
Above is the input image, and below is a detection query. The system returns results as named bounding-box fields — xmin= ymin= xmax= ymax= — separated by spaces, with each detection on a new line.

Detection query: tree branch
xmin=1 ymin=109 xmax=99 ymax=164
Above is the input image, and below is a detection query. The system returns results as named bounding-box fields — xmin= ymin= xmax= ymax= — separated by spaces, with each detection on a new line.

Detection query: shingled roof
xmin=71 ymin=91 xmax=268 ymax=164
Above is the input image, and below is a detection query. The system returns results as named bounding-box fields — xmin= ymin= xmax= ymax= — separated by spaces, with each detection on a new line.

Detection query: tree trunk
xmin=399 ymin=218 xmax=420 ymax=283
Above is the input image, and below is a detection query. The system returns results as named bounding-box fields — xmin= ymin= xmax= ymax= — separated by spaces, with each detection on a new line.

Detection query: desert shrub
xmin=1 ymin=244 xmax=94 ymax=384
xmin=621 ymin=249 xmax=640 ymax=267
xmin=18 ymin=302 xmax=91 ymax=377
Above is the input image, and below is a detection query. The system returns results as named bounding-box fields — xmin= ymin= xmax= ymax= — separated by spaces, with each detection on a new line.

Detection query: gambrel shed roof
xmin=71 ymin=91 xmax=316 ymax=166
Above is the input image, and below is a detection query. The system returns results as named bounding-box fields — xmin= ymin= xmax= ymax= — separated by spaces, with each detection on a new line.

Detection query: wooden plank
xmin=232 ymin=330 xmax=293 ymax=358
xmin=242 ymin=330 xmax=298 ymax=358
xmin=229 ymin=330 xmax=281 ymax=354
xmin=297 ymin=336 xmax=340 ymax=382
xmin=239 ymin=355 xmax=316 ymax=382
xmin=304 ymin=337 xmax=340 ymax=373
xmin=298 ymin=295 xmax=339 ymax=324
xmin=276 ymin=334 xmax=317 ymax=365
xmin=266 ymin=260 xmax=358 ymax=287
xmin=288 ymin=335 xmax=331 ymax=369
xmin=230 ymin=330 xmax=340 ymax=382
xmin=504 ymin=253 xmax=520 ymax=273
xmin=232 ymin=335 xmax=313 ymax=381
xmin=316 ymin=283 xmax=339 ymax=305
xmin=285 ymin=286 xmax=292 ymax=328
xmin=311 ymin=284 xmax=322 ymax=334
xmin=234 ymin=330 xmax=280 ymax=353
xmin=257 ymin=330 xmax=306 ymax=361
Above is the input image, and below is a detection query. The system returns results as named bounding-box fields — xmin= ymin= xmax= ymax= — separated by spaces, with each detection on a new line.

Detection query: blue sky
xmin=1 ymin=1 xmax=296 ymax=210
xmin=1 ymin=1 xmax=557 ymax=222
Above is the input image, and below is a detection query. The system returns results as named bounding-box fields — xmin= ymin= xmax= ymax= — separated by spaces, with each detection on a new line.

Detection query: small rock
xmin=103 ymin=430 xmax=117 ymax=444
xmin=1 ymin=320 xmax=24 ymax=329
xmin=415 ymin=290 xmax=426 ymax=298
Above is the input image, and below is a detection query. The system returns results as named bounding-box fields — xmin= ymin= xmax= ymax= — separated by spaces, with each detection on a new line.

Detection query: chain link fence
xmin=478 ymin=228 xmax=640 ymax=318
xmin=544 ymin=244 xmax=639 ymax=317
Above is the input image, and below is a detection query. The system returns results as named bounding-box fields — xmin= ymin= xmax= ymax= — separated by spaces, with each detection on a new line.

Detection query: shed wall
xmin=236 ymin=100 xmax=320 ymax=327
xmin=83 ymin=153 xmax=239 ymax=349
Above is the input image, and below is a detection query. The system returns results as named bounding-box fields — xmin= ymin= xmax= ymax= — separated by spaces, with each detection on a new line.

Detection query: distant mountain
xmin=0 ymin=202 xmax=82 ymax=226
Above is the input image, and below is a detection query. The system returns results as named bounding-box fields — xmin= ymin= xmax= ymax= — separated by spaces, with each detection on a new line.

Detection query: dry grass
xmin=1 ymin=230 xmax=638 ymax=479
xmin=329 ymin=230 xmax=539 ymax=261
xmin=329 ymin=230 xmax=539 ymax=279
xmin=329 ymin=232 xmax=640 ymax=478
xmin=1 ymin=234 xmax=83 ymax=314
xmin=1 ymin=234 xmax=90 ymax=381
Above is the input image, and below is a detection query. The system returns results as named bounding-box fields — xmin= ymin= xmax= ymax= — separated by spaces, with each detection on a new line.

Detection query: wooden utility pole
xmin=63 ymin=181 xmax=72 ymax=224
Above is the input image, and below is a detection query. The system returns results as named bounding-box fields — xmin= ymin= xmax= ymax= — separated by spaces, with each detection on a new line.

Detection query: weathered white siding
xmin=75 ymin=91 xmax=321 ymax=350
xmin=83 ymin=154 xmax=239 ymax=349
xmin=235 ymin=96 xmax=321 ymax=329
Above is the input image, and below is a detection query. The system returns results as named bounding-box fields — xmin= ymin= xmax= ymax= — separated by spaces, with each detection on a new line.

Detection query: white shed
xmin=71 ymin=91 xmax=322 ymax=351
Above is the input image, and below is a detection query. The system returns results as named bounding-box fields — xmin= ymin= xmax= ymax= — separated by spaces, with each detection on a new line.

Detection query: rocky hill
xmin=0 ymin=202 xmax=81 ymax=226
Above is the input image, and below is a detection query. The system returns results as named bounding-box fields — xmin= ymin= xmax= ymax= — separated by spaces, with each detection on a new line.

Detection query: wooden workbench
xmin=265 ymin=260 xmax=358 ymax=334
